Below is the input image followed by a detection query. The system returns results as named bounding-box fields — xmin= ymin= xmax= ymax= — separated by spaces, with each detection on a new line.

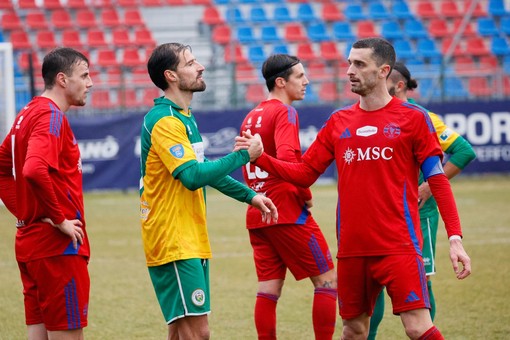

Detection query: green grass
xmin=1 ymin=175 xmax=509 ymax=339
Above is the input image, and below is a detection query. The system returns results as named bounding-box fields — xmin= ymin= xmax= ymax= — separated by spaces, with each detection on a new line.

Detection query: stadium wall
xmin=70 ymin=100 xmax=510 ymax=191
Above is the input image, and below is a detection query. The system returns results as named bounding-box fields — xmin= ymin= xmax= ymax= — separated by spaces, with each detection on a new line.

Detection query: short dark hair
xmin=147 ymin=43 xmax=191 ymax=91
xmin=392 ymin=61 xmax=418 ymax=91
xmin=262 ymin=54 xmax=300 ymax=92
xmin=352 ymin=37 xmax=396 ymax=70
xmin=42 ymin=47 xmax=89 ymax=89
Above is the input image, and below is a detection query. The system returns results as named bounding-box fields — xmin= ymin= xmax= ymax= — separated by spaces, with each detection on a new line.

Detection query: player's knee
xmin=313 ymin=269 xmax=337 ymax=289
xmin=404 ymin=323 xmax=429 ymax=339
xmin=342 ymin=318 xmax=368 ymax=340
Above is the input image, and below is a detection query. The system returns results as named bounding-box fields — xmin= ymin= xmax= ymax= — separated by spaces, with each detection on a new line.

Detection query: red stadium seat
xmin=112 ymin=28 xmax=131 ymax=47
xmin=190 ymin=0 xmax=212 ymax=5
xmin=134 ymin=27 xmax=157 ymax=48
xmin=121 ymin=48 xmax=144 ymax=68
xmin=357 ymin=20 xmax=378 ymax=38
xmin=479 ymin=55 xmax=499 ymax=71
xmin=452 ymin=19 xmax=477 ymax=36
xmin=202 ymin=6 xmax=224 ymax=26
xmin=67 ymin=0 xmax=88 ymax=9
xmin=43 ymin=0 xmax=63 ymax=10
xmin=284 ymin=23 xmax=308 ymax=43
xmin=245 ymin=83 xmax=266 ymax=104
xmin=117 ymin=0 xmax=138 ymax=7
xmin=307 ymin=60 xmax=330 ymax=80
xmin=91 ymin=90 xmax=116 ymax=109
xmin=212 ymin=24 xmax=231 ymax=45
xmin=51 ymin=9 xmax=74 ymax=30
xmin=440 ymin=0 xmax=461 ymax=17
xmin=18 ymin=52 xmax=42 ymax=71
xmin=62 ymin=29 xmax=84 ymax=49
xmin=86 ymin=29 xmax=109 ymax=48
xmin=36 ymin=30 xmax=58 ymax=50
xmin=468 ymin=77 xmax=492 ymax=96
xmin=101 ymin=8 xmax=121 ymax=27
xmin=1 ymin=11 xmax=23 ymax=31
xmin=321 ymin=3 xmax=343 ymax=22
xmin=18 ymin=0 xmax=38 ymax=9
xmin=164 ymin=0 xmax=186 ymax=4
xmin=320 ymin=41 xmax=342 ymax=61
xmin=416 ymin=1 xmax=438 ymax=18
xmin=454 ymin=56 xmax=477 ymax=75
xmin=428 ymin=18 xmax=450 ymax=38
xmin=26 ymin=11 xmax=49 ymax=30
xmin=76 ymin=9 xmax=98 ymax=28
xmin=96 ymin=49 xmax=118 ymax=68
xmin=143 ymin=88 xmax=162 ymax=106
xmin=319 ymin=81 xmax=339 ymax=102
xmin=0 ymin=1 xmax=14 ymax=10
xmin=465 ymin=37 xmax=490 ymax=56
xmin=464 ymin=0 xmax=487 ymax=17
xmin=224 ymin=43 xmax=247 ymax=63
xmin=10 ymin=30 xmax=32 ymax=50
xmin=442 ymin=38 xmax=464 ymax=57
xmin=140 ymin=0 xmax=162 ymax=6
xmin=296 ymin=43 xmax=316 ymax=61
xmin=119 ymin=88 xmax=141 ymax=108
xmin=124 ymin=9 xmax=145 ymax=26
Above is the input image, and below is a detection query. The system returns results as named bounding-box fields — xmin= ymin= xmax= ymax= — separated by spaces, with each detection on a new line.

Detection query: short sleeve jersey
xmin=240 ymin=99 xmax=311 ymax=228
xmin=0 ymin=96 xmax=89 ymax=262
xmin=140 ymin=97 xmax=210 ymax=267
xmin=302 ymin=97 xmax=443 ymax=258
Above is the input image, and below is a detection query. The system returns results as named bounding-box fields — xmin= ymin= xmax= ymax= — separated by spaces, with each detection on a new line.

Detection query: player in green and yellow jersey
xmin=140 ymin=43 xmax=278 ymax=339
xmin=368 ymin=62 xmax=476 ymax=339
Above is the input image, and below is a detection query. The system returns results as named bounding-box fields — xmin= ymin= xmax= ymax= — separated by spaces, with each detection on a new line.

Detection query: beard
xmin=388 ymin=86 xmax=396 ymax=96
xmin=178 ymin=78 xmax=206 ymax=92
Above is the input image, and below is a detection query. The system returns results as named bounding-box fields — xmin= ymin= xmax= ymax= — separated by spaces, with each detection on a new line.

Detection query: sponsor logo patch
xmin=356 ymin=125 xmax=378 ymax=137
xmin=191 ymin=289 xmax=206 ymax=306
xmin=169 ymin=144 xmax=184 ymax=158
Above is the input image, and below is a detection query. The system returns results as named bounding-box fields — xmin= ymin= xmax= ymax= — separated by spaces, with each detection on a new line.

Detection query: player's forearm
xmin=177 ymin=150 xmax=250 ymax=191
xmin=255 ymin=153 xmax=319 ymax=188
xmin=209 ymin=175 xmax=256 ymax=204
xmin=445 ymin=136 xmax=477 ymax=170
xmin=427 ymin=174 xmax=462 ymax=238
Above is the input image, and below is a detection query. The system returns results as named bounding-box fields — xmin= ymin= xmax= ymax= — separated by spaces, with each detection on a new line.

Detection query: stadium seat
xmin=26 ymin=11 xmax=49 ymax=30
xmin=87 ymin=29 xmax=109 ymax=48
xmin=249 ymin=6 xmax=267 ymax=23
xmin=237 ymin=26 xmax=257 ymax=44
xmin=319 ymin=81 xmax=339 ymax=102
xmin=296 ymin=43 xmax=316 ymax=61
xmin=453 ymin=19 xmax=477 ymax=36
xmin=307 ymin=22 xmax=330 ymax=42
xmin=416 ymin=38 xmax=441 ymax=59
xmin=393 ymin=39 xmax=415 ymax=60
xmin=368 ymin=2 xmax=390 ymax=20
xmin=440 ymin=0 xmax=461 ymax=17
xmin=332 ymin=22 xmax=356 ymax=41
xmin=491 ymin=37 xmax=510 ymax=56
xmin=18 ymin=52 xmax=42 ymax=72
xmin=112 ymin=28 xmax=131 ymax=47
xmin=235 ymin=62 xmax=259 ymax=82
xmin=189 ymin=0 xmax=212 ymax=5
xmin=248 ymin=45 xmax=266 ymax=64
xmin=320 ymin=41 xmax=342 ymax=61
xmin=36 ymin=30 xmax=58 ymax=50
xmin=465 ymin=37 xmax=490 ymax=56
xmin=121 ymin=48 xmax=144 ymax=68
xmin=381 ymin=21 xmax=404 ymax=40
xmin=477 ymin=17 xmax=500 ymax=36
xmin=62 ymin=29 xmax=84 ymax=49
xmin=124 ymin=9 xmax=145 ymax=26
xmin=202 ymin=6 xmax=223 ymax=26
xmin=444 ymin=77 xmax=469 ymax=99
xmin=117 ymin=0 xmax=138 ymax=7
xmin=43 ymin=0 xmax=63 ymax=9
xmin=296 ymin=3 xmax=318 ymax=22
xmin=212 ymin=24 xmax=231 ymax=45
xmin=103 ymin=67 xmax=122 ymax=86
xmin=306 ymin=60 xmax=330 ymax=81
xmin=442 ymin=38 xmax=464 ymax=57
xmin=101 ymin=8 xmax=121 ymax=27
xmin=119 ymin=89 xmax=141 ymax=108
xmin=1 ymin=11 xmax=23 ymax=31
xmin=0 ymin=1 xmax=14 ymax=10
xmin=344 ymin=4 xmax=367 ymax=21
xmin=164 ymin=0 xmax=186 ymax=5
xmin=321 ymin=3 xmax=343 ymax=22
xmin=261 ymin=25 xmax=281 ymax=43
xmin=488 ymin=0 xmax=508 ymax=16
xmin=18 ymin=0 xmax=38 ymax=9
xmin=273 ymin=5 xmax=293 ymax=23
xmin=454 ymin=56 xmax=477 ymax=75
xmin=357 ymin=21 xmax=378 ymax=39
xmin=96 ymin=49 xmax=119 ymax=68
xmin=403 ymin=19 xmax=429 ymax=39
xmin=416 ymin=1 xmax=437 ymax=19
xmin=503 ymin=56 xmax=510 ymax=73
xmin=225 ymin=7 xmax=245 ymax=24
xmin=91 ymin=90 xmax=116 ymax=109
xmin=134 ymin=27 xmax=157 ymax=48
xmin=143 ymin=88 xmax=162 ymax=107
xmin=76 ymin=9 xmax=98 ymax=28
xmin=500 ymin=16 xmax=510 ymax=35
xmin=284 ymin=23 xmax=308 ymax=43
xmin=479 ymin=55 xmax=499 ymax=71
xmin=51 ymin=9 xmax=73 ymax=30
xmin=468 ymin=77 xmax=493 ymax=97
xmin=392 ymin=1 xmax=414 ymax=20
xmin=67 ymin=0 xmax=88 ymax=9
xmin=9 ymin=30 xmax=31 ymax=50
xmin=245 ymin=83 xmax=266 ymax=104
xmin=272 ymin=44 xmax=289 ymax=55
xmin=224 ymin=43 xmax=247 ymax=63
xmin=502 ymin=76 xmax=510 ymax=95
xmin=428 ymin=18 xmax=450 ymax=38
xmin=464 ymin=1 xmax=488 ymax=17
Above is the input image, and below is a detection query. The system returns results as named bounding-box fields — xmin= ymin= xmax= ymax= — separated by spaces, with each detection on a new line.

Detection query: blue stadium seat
xmin=392 ymin=1 xmax=414 ymax=20
xmin=248 ymin=45 xmax=267 ymax=64
xmin=344 ymin=4 xmax=367 ymax=21
xmin=226 ymin=8 xmax=245 ymax=24
xmin=500 ymin=16 xmax=510 ymax=35
xmin=393 ymin=39 xmax=415 ymax=60
xmin=237 ymin=26 xmax=257 ymax=44
xmin=503 ymin=55 xmax=510 ymax=73
xmin=250 ymin=6 xmax=268 ymax=23
xmin=488 ymin=0 xmax=508 ymax=16
xmin=332 ymin=22 xmax=356 ymax=40
xmin=381 ymin=21 xmax=404 ymax=40
xmin=273 ymin=5 xmax=293 ymax=23
xmin=302 ymin=83 xmax=319 ymax=104
xmin=296 ymin=3 xmax=318 ymax=23
xmin=403 ymin=19 xmax=429 ymax=39
xmin=444 ymin=76 xmax=469 ymax=99
xmin=491 ymin=37 xmax=510 ymax=56
xmin=272 ymin=44 xmax=289 ymax=55
xmin=261 ymin=25 xmax=281 ymax=43
xmin=368 ymin=2 xmax=390 ymax=20
xmin=416 ymin=38 xmax=442 ymax=59
xmin=477 ymin=17 xmax=500 ymax=36
xmin=307 ymin=22 xmax=331 ymax=42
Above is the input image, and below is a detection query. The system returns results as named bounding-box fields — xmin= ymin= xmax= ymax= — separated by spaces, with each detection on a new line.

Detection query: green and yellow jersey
xmin=140 ymin=97 xmax=210 ymax=266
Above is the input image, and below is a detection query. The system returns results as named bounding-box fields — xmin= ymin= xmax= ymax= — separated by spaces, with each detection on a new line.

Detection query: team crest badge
xmin=383 ymin=123 xmax=401 ymax=139
xmin=169 ymin=144 xmax=184 ymax=158
xmin=191 ymin=289 xmax=206 ymax=306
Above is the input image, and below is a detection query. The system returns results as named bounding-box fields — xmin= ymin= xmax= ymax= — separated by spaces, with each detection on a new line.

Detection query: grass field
xmin=1 ymin=175 xmax=509 ymax=339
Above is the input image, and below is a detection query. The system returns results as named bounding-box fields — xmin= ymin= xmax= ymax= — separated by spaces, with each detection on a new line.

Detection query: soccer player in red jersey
xmin=236 ymin=38 xmax=471 ymax=340
xmin=240 ymin=54 xmax=337 ymax=339
xmin=0 ymin=48 xmax=92 ymax=340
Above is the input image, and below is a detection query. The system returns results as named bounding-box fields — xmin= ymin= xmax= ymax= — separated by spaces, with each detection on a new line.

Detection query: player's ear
xmin=380 ymin=64 xmax=391 ymax=79
xmin=164 ymin=69 xmax=177 ymax=82
xmin=275 ymin=77 xmax=285 ymax=88
xmin=56 ymin=72 xmax=66 ymax=87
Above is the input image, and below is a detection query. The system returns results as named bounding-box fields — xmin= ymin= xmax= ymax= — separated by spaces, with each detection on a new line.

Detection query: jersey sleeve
xmin=151 ymin=115 xmax=197 ymax=177
xmin=412 ymin=110 xmax=444 ymax=166
xmin=0 ymin=132 xmax=16 ymax=214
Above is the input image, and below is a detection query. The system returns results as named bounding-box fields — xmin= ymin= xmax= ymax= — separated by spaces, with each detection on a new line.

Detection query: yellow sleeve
xmin=428 ymin=111 xmax=460 ymax=152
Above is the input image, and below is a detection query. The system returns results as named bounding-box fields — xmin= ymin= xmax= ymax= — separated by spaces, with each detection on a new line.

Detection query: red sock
xmin=254 ymin=293 xmax=278 ymax=340
xmin=312 ymin=287 xmax=337 ymax=340
xmin=418 ymin=326 xmax=444 ymax=340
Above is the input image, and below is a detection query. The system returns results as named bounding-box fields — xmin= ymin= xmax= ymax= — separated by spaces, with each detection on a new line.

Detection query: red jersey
xmin=0 ymin=96 xmax=90 ymax=262
xmin=240 ymin=99 xmax=312 ymax=229
xmin=256 ymin=97 xmax=445 ymax=257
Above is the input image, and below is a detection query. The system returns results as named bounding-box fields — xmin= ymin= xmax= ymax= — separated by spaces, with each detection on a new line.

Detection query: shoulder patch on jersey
xmin=439 ymin=128 xmax=453 ymax=141
xmin=169 ymin=144 xmax=185 ymax=158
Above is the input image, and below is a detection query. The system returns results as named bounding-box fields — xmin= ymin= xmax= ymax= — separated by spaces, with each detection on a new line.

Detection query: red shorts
xmin=249 ymin=218 xmax=334 ymax=281
xmin=18 ymin=255 xmax=90 ymax=331
xmin=337 ymin=255 xmax=429 ymax=319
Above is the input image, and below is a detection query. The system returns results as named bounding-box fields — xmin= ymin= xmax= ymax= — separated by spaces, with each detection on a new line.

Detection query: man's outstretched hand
xmin=251 ymin=194 xmax=278 ymax=224
xmin=235 ymin=131 xmax=263 ymax=162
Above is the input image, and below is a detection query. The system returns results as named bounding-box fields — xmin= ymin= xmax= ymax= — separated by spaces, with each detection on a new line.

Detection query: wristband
xmin=449 ymin=235 xmax=462 ymax=241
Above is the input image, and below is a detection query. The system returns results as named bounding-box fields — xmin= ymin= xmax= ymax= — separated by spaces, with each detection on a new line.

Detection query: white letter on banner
xmin=467 ymin=113 xmax=491 ymax=145
xmin=492 ymin=112 xmax=510 ymax=144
